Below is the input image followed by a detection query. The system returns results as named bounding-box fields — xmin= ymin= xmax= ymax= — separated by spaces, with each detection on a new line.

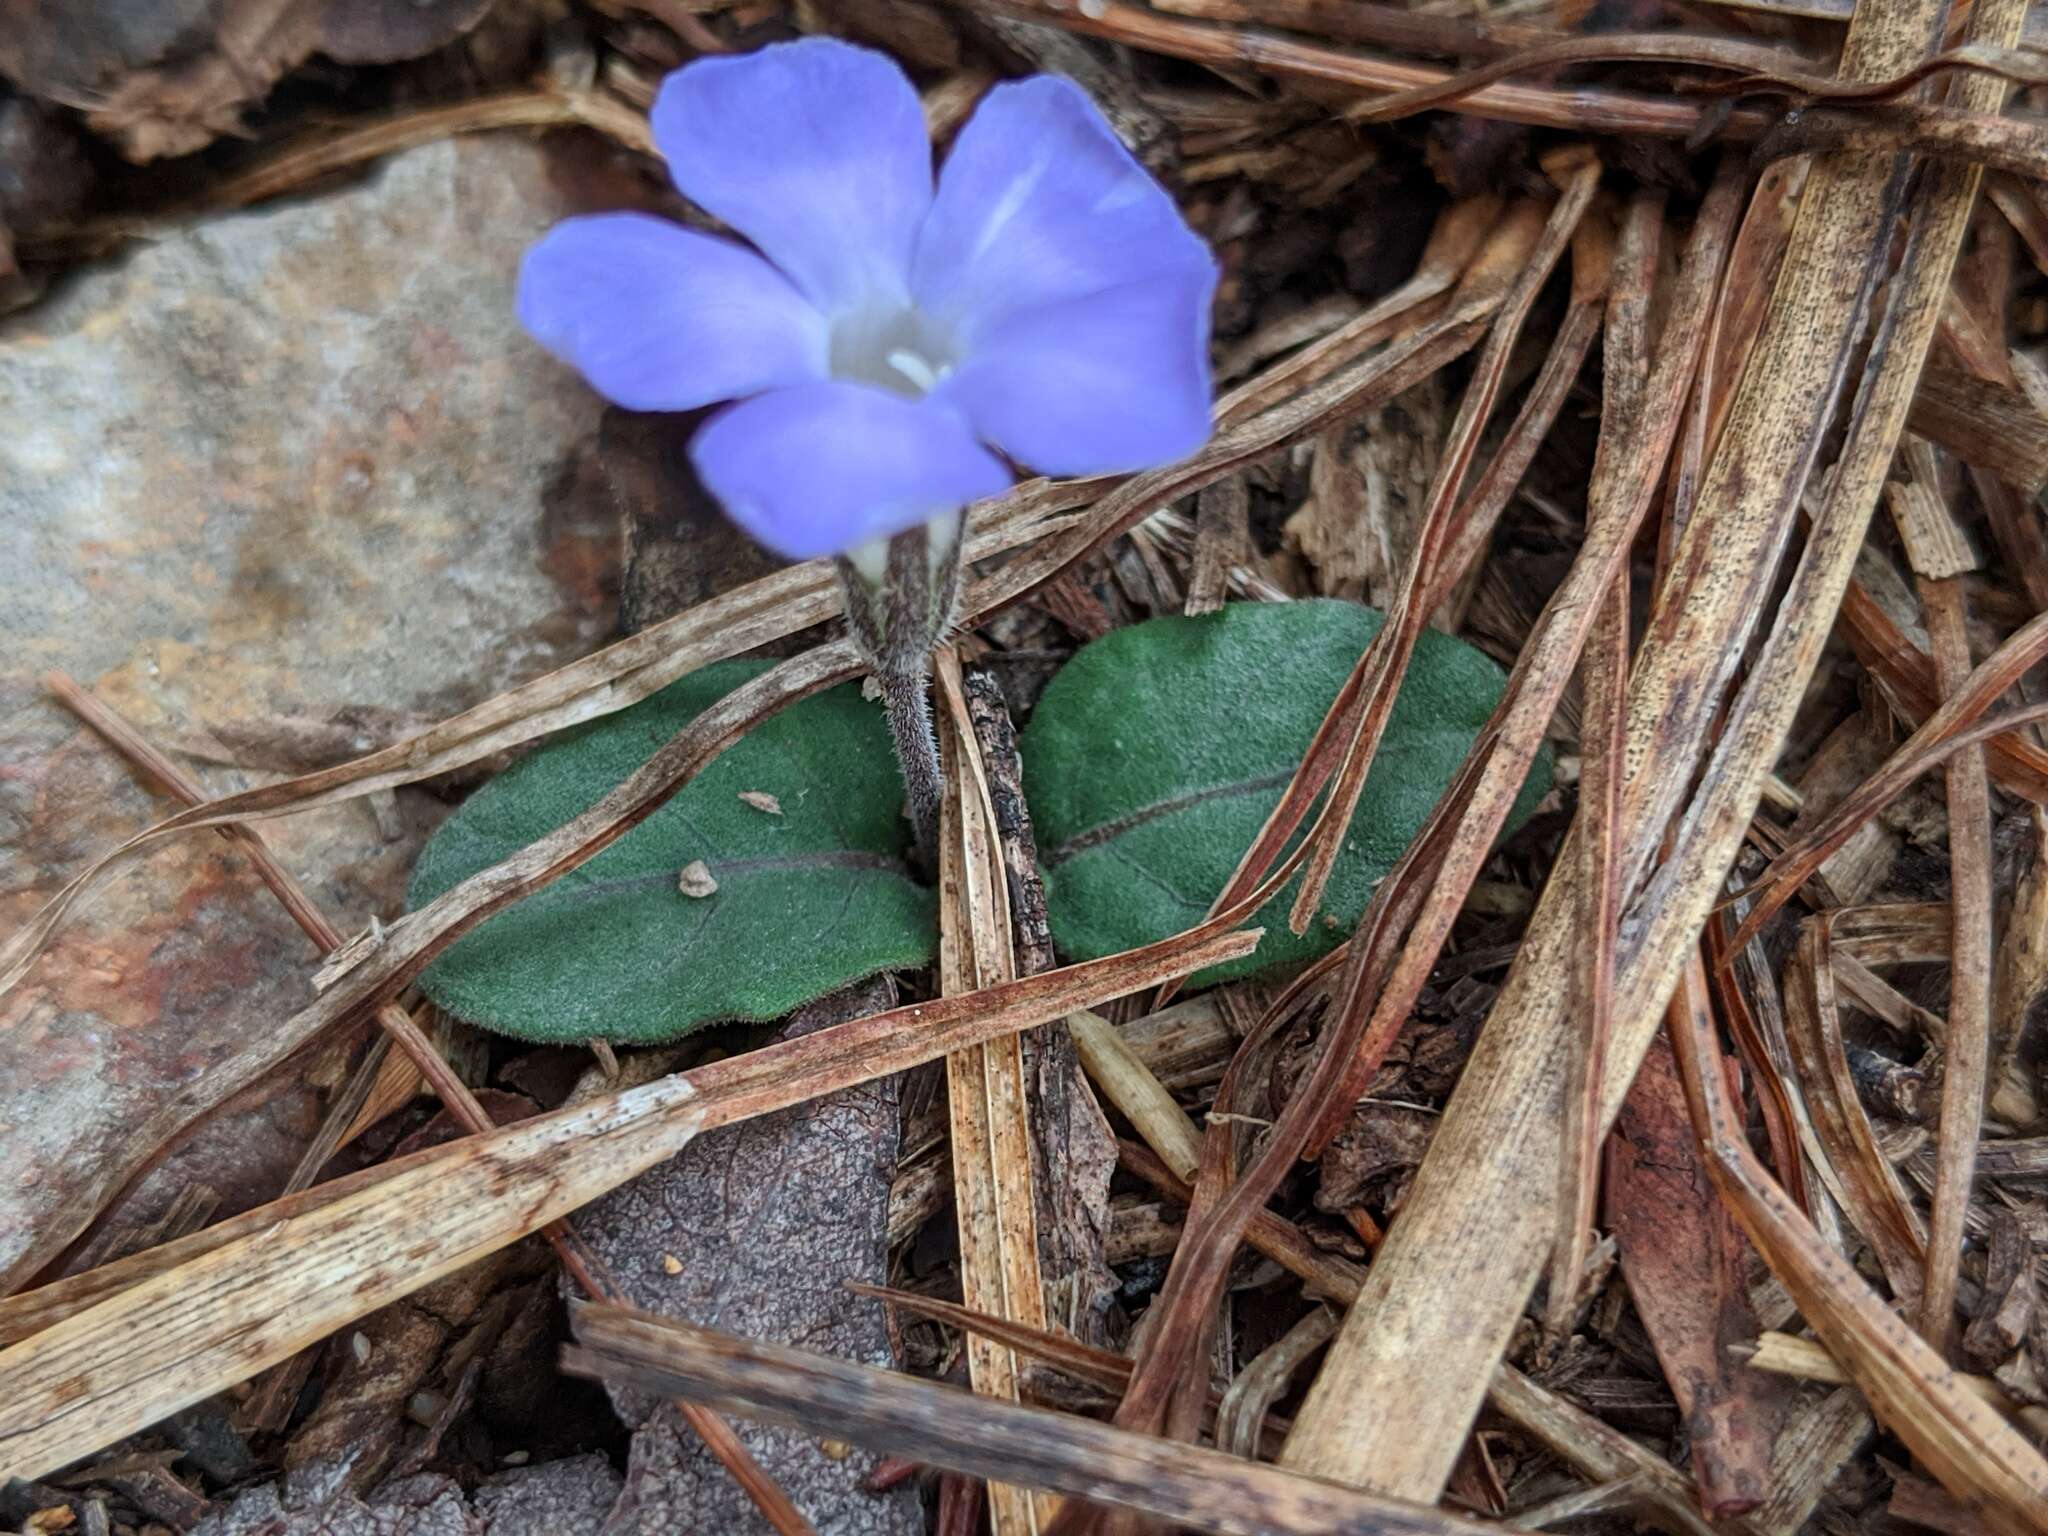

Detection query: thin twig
xmin=1890 ymin=454 xmax=1994 ymax=1354
xmin=1548 ymin=190 xmax=1659 ymax=1344
xmin=565 ymin=1306 xmax=1534 ymax=1536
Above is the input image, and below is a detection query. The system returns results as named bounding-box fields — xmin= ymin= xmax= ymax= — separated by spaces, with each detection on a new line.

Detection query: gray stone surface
xmin=0 ymin=135 xmax=623 ymax=1284
xmin=475 ymin=1454 xmax=626 ymax=1536
xmin=574 ymin=979 xmax=922 ymax=1536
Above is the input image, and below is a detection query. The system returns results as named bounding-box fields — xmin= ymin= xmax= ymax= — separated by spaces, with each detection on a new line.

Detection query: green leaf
xmin=1020 ymin=599 xmax=1551 ymax=986
xmin=408 ymin=660 xmax=934 ymax=1043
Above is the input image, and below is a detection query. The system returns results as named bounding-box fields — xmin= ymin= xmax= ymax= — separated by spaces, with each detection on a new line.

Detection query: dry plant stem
xmin=1727 ymin=611 xmax=2048 ymax=948
xmin=1324 ymin=32 xmax=2048 ymax=122
xmin=1058 ymin=163 xmax=1738 ymax=1497
xmin=1283 ymin=0 xmax=1977 ymax=1488
xmin=0 ymin=918 xmax=1259 ymax=1479
xmin=1746 ymin=1330 xmax=2048 ymax=1431
xmin=1176 ymin=171 xmax=1725 ymax=1034
xmin=1137 ymin=235 xmax=1543 ymax=1040
xmin=934 ymin=650 xmax=1055 ymax=1536
xmin=1216 ymin=1307 xmax=1338 ymax=1461
xmin=1666 ymin=955 xmax=2048 ymax=1535
xmin=22 ymin=90 xmax=656 ymax=260
xmin=35 ymin=680 xmax=815 ymax=1534
xmin=1783 ymin=920 xmax=1928 ymax=1299
xmin=1548 ymin=191 xmax=1659 ymax=1343
xmin=956 ymin=0 xmax=2048 ymax=177
xmin=1287 ymin=156 xmax=1600 ymax=931
xmin=1105 ymin=183 xmax=1662 ymax=1466
xmin=862 ymin=1282 xmax=1723 ymax=1536
xmin=1067 ymin=1008 xmax=1203 ymax=1182
xmin=564 ymin=1307 xmax=1529 ymax=1536
xmin=1288 ymin=162 xmax=1737 ymax=1166
xmin=1429 ymin=294 xmax=1603 ymax=629
xmin=1836 ymin=580 xmax=2048 ymax=801
xmin=1114 ymin=1140 xmax=1365 ymax=1304
xmin=1483 ymin=1370 xmax=1720 ymax=1536
xmin=1213 ymin=193 xmax=1504 ymax=425
xmin=1913 ymin=573 xmax=1993 ymax=1353
xmin=850 ymin=1283 xmax=1283 ymax=1462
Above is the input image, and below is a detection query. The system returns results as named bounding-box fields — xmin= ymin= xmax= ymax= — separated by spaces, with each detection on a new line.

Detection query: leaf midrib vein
xmin=1043 ymin=768 xmax=1298 ymax=867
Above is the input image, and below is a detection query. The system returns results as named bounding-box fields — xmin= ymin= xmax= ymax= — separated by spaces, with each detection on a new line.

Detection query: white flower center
xmin=830 ymin=305 xmax=958 ymax=400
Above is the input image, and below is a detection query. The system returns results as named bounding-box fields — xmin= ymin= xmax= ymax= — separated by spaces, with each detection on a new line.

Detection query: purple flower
xmin=516 ymin=38 xmax=1217 ymax=565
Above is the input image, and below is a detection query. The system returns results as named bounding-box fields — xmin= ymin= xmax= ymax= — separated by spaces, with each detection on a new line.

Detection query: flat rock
xmin=575 ymin=978 xmax=921 ymax=1536
xmin=0 ymin=133 xmax=626 ymax=1285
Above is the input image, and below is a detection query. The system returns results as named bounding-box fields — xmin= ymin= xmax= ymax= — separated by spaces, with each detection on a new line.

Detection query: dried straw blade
xmin=0 ymin=922 xmax=1258 ymax=1480
xmin=564 ymin=1305 xmax=1530 ymax=1536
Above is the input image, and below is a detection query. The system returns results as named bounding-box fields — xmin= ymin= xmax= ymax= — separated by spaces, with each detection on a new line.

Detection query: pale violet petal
xmin=690 ymin=382 xmax=1010 ymax=561
xmin=911 ymin=75 xmax=1214 ymax=341
xmin=930 ymin=266 xmax=1215 ymax=477
xmin=652 ymin=39 xmax=931 ymax=313
xmin=516 ymin=213 xmax=826 ymax=411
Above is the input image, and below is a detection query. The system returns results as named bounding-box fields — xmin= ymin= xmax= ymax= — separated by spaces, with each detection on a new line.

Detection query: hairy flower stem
xmin=835 ymin=513 xmax=964 ymax=873
xmin=878 ymin=662 xmax=943 ymax=870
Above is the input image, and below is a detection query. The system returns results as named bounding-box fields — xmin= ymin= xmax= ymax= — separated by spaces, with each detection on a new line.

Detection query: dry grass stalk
xmin=1907 ymin=361 xmax=2048 ymax=494
xmin=1428 ymin=218 xmax=1610 ymax=628
xmin=1067 ymin=1009 xmax=1203 ymax=1182
xmin=934 ymin=650 xmax=1055 ymax=1535
xmin=1728 ymin=612 xmax=2048 ymax=947
xmin=1281 ymin=0 xmax=1994 ymax=1493
xmin=1215 ymin=1307 xmax=1337 ymax=1460
xmin=1214 ymin=193 xmax=1507 ymax=424
xmin=1481 ymin=1368 xmax=1720 ymax=1536
xmin=37 ymin=677 xmax=811 ymax=1532
xmin=1030 ymin=151 xmax=1717 ymax=1513
xmin=864 ymin=1280 xmax=1728 ymax=1536
xmin=563 ymin=1306 xmax=1530 ymax=1536
xmin=1782 ymin=919 xmax=1929 ymax=1300
xmin=1153 ymin=203 xmax=1562 ymax=1017
xmin=1837 ymin=578 xmax=2048 ymax=799
xmin=1116 ymin=1140 xmax=1365 ymax=1306
xmin=1328 ymin=32 xmax=2048 ymax=121
xmin=952 ymin=0 xmax=2048 ymax=175
xmin=1746 ymin=1330 xmax=2046 ymax=1428
xmin=1286 ymin=153 xmax=1599 ymax=932
xmin=1547 ymin=189 xmax=1658 ymax=1344
xmin=1992 ymin=805 xmax=2048 ymax=1130
xmin=1888 ymin=450 xmax=1994 ymax=1352
xmin=1265 ymin=152 xmax=1739 ymax=1480
xmin=0 ymin=921 xmax=1258 ymax=1479
xmin=1666 ymin=956 xmax=2048 ymax=1534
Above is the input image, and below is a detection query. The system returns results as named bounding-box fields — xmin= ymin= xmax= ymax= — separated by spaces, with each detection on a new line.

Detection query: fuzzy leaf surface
xmin=409 ymin=661 xmax=933 ymax=1043
xmin=1021 ymin=599 xmax=1550 ymax=984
